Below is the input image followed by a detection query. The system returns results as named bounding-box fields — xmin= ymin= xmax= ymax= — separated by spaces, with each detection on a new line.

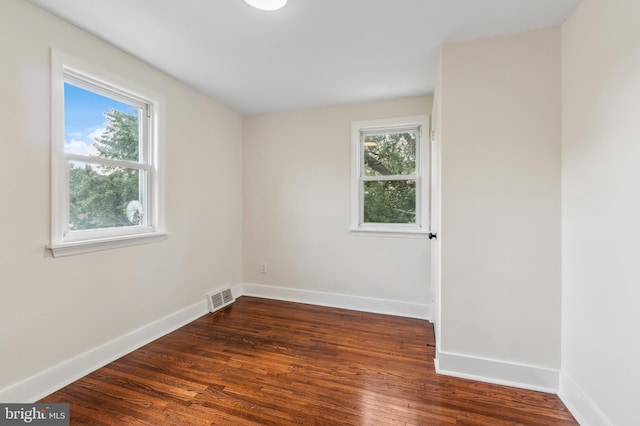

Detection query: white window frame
xmin=47 ymin=50 xmax=167 ymax=257
xmin=350 ymin=115 xmax=430 ymax=237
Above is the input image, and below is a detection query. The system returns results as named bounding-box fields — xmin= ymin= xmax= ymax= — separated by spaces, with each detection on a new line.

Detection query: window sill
xmin=349 ymin=226 xmax=430 ymax=239
xmin=47 ymin=232 xmax=168 ymax=257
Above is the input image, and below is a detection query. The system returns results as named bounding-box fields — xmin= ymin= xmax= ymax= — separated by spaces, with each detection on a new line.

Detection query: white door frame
xmin=430 ymin=97 xmax=442 ymax=350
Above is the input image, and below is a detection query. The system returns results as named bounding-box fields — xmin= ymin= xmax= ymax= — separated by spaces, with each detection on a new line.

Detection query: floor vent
xmin=207 ymin=288 xmax=235 ymax=313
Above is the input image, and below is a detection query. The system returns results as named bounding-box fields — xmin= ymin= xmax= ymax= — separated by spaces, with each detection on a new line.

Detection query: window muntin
xmin=351 ymin=116 xmax=429 ymax=235
xmin=49 ymin=50 xmax=165 ymax=256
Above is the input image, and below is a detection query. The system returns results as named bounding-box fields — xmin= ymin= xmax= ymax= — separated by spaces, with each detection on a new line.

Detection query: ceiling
xmin=29 ymin=0 xmax=580 ymax=115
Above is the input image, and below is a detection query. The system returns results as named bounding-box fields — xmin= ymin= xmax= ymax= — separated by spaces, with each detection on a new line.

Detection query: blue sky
xmin=64 ymin=83 xmax=137 ymax=156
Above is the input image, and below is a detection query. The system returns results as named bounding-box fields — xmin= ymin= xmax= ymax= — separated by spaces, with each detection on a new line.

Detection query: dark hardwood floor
xmin=41 ymin=297 xmax=577 ymax=425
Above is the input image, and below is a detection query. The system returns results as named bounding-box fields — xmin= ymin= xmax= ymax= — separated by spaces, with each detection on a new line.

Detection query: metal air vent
xmin=207 ymin=288 xmax=235 ymax=313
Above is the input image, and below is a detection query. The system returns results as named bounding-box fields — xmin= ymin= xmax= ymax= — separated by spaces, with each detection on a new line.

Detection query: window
xmin=48 ymin=50 xmax=166 ymax=257
xmin=351 ymin=116 xmax=429 ymax=236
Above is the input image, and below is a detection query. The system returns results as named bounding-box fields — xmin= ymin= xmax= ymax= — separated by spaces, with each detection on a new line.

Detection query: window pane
xmin=363 ymin=131 xmax=416 ymax=176
xmin=64 ymin=82 xmax=141 ymax=162
xmin=68 ymin=161 xmax=144 ymax=230
xmin=364 ymin=180 xmax=416 ymax=224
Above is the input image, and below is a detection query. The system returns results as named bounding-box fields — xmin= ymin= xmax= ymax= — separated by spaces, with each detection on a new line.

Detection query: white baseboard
xmin=558 ymin=372 xmax=611 ymax=426
xmin=0 ymin=280 xmax=614 ymax=426
xmin=435 ymin=350 xmax=560 ymax=393
xmin=0 ymin=300 xmax=208 ymax=403
xmin=239 ymin=283 xmax=432 ymax=320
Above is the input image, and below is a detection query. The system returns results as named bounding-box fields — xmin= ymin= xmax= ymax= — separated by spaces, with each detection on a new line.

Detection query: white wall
xmin=438 ymin=28 xmax=562 ymax=378
xmin=0 ymin=0 xmax=243 ymax=399
xmin=561 ymin=0 xmax=640 ymax=424
xmin=243 ymin=97 xmax=432 ymax=316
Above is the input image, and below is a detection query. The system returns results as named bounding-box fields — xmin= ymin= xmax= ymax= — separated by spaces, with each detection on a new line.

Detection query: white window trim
xmin=350 ymin=115 xmax=430 ymax=237
xmin=47 ymin=49 xmax=167 ymax=257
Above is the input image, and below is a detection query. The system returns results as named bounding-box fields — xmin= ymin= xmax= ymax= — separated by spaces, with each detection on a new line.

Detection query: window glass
xmin=363 ymin=131 xmax=416 ymax=176
xmin=363 ymin=180 xmax=416 ymax=224
xmin=68 ymin=162 xmax=143 ymax=230
xmin=64 ymin=82 xmax=146 ymax=233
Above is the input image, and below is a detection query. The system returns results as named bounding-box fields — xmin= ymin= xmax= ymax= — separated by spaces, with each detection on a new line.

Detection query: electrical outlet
xmin=259 ymin=263 xmax=267 ymax=273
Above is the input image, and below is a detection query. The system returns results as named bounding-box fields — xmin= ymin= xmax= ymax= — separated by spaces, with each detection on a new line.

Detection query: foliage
xmin=94 ymin=109 xmax=139 ymax=161
xmin=363 ymin=132 xmax=416 ymax=177
xmin=364 ymin=180 xmax=416 ymax=224
xmin=68 ymin=108 xmax=140 ymax=230
xmin=363 ymin=132 xmax=417 ymax=224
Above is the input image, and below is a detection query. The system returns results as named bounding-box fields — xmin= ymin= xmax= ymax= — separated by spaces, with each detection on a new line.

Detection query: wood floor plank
xmin=40 ymin=297 xmax=577 ymax=425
